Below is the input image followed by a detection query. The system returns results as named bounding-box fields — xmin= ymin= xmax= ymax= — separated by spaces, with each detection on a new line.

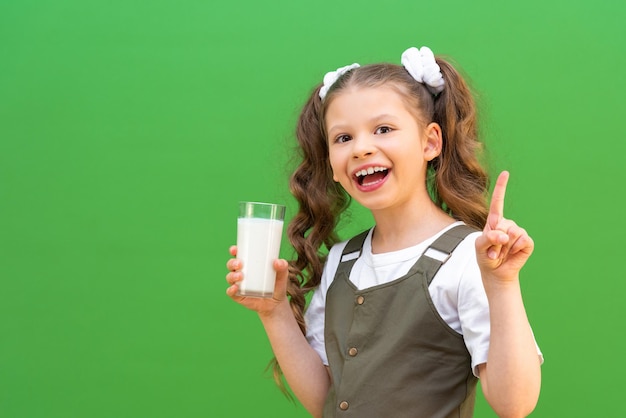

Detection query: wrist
xmin=482 ymin=274 xmax=521 ymax=296
xmin=257 ymin=298 xmax=292 ymax=322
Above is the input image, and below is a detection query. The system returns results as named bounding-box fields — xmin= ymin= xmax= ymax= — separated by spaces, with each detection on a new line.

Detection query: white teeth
xmin=355 ymin=166 xmax=388 ymax=177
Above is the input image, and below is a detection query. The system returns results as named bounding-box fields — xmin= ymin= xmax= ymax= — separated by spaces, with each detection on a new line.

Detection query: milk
xmin=236 ymin=217 xmax=284 ymax=297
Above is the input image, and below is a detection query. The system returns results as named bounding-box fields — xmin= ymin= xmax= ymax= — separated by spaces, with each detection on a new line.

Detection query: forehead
xmin=325 ymin=85 xmax=422 ymax=124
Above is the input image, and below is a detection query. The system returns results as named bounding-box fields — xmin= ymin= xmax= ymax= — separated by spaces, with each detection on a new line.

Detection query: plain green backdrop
xmin=1 ymin=0 xmax=625 ymax=417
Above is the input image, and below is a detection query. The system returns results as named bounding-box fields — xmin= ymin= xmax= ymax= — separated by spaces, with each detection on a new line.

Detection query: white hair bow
xmin=319 ymin=63 xmax=360 ymax=100
xmin=401 ymin=46 xmax=445 ymax=94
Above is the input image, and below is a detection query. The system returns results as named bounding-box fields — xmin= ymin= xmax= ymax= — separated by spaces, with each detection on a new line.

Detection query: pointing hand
xmin=475 ymin=171 xmax=534 ymax=283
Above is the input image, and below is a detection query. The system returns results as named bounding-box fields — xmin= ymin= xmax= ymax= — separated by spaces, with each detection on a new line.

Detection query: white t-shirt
xmin=305 ymin=222 xmax=531 ymax=376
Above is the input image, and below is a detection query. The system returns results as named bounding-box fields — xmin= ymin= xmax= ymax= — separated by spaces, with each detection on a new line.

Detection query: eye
xmin=334 ymin=134 xmax=352 ymax=144
xmin=375 ymin=126 xmax=393 ymax=135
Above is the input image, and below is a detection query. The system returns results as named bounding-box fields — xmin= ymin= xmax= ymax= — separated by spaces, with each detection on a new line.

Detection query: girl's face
xmin=325 ymin=85 xmax=442 ymax=213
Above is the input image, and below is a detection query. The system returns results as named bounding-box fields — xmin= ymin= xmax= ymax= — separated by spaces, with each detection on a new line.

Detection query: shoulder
xmin=327 ymin=228 xmax=372 ymax=261
xmin=305 ymin=234 xmax=355 ymax=320
xmin=433 ymin=226 xmax=481 ymax=288
xmin=325 ymin=240 xmax=347 ymax=275
xmin=437 ymin=223 xmax=481 ymax=263
xmin=453 ymin=229 xmax=481 ymax=259
xmin=443 ymin=228 xmax=481 ymax=282
xmin=321 ymin=228 xmax=372 ymax=286
xmin=439 ymin=228 xmax=486 ymax=309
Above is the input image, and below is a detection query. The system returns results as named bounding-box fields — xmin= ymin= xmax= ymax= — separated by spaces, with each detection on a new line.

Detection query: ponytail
xmin=429 ymin=58 xmax=489 ymax=229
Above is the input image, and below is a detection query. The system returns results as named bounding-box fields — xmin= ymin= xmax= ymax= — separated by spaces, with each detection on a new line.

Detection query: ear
xmin=423 ymin=122 xmax=442 ymax=161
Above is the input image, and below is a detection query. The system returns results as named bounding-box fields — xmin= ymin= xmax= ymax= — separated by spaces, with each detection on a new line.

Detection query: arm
xmin=226 ymin=250 xmax=330 ymax=417
xmin=475 ymin=172 xmax=541 ymax=418
xmin=257 ymin=298 xmax=331 ymax=418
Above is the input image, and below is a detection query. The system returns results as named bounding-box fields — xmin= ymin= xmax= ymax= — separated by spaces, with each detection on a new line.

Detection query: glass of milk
xmin=236 ymin=201 xmax=286 ymax=298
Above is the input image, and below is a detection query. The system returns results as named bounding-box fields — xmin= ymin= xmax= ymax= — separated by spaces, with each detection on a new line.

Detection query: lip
xmin=352 ymin=164 xmax=390 ymax=192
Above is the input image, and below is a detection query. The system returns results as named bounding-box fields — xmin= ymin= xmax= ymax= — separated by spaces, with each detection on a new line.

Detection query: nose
xmin=351 ymin=135 xmax=377 ymax=159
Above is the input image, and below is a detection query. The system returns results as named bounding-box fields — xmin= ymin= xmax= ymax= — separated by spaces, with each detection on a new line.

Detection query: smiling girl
xmin=226 ymin=46 xmax=542 ymax=418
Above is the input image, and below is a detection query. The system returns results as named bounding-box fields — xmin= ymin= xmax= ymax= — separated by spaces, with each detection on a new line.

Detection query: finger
xmin=475 ymin=232 xmax=501 ymax=261
xmin=487 ymin=246 xmax=500 ymax=261
xmin=476 ymin=230 xmax=508 ymax=260
xmin=226 ymin=283 xmax=241 ymax=298
xmin=226 ymin=258 xmax=242 ymax=272
xmin=508 ymin=228 xmax=534 ymax=256
xmin=229 ymin=245 xmax=238 ymax=257
xmin=274 ymin=258 xmax=289 ymax=272
xmin=226 ymin=270 xmax=243 ymax=285
xmin=494 ymin=220 xmax=518 ymax=260
xmin=488 ymin=171 xmax=510 ymax=229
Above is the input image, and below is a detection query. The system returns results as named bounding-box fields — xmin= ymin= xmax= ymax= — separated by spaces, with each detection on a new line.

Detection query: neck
xmin=370 ymin=200 xmax=455 ymax=253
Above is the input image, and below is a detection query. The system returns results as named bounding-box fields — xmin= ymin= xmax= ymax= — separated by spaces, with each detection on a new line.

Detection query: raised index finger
xmin=488 ymin=171 xmax=510 ymax=228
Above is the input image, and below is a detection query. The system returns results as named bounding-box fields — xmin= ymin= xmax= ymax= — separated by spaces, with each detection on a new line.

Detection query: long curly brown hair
xmin=270 ymin=56 xmax=489 ymax=392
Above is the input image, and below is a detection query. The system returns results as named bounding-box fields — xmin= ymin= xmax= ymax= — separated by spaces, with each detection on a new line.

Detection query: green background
xmin=1 ymin=0 xmax=624 ymax=417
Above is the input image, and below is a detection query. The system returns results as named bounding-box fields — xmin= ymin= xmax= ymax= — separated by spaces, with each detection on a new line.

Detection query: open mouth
xmin=355 ymin=166 xmax=389 ymax=186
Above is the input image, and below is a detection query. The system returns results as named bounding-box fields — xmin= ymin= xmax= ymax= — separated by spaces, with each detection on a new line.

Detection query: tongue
xmin=362 ymin=171 xmax=386 ymax=185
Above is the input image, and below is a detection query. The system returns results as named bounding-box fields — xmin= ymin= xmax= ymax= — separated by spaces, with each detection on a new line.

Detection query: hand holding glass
xmin=236 ymin=202 xmax=285 ymax=298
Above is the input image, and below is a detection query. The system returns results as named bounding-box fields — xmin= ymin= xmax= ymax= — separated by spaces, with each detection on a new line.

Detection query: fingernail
xmin=488 ymin=249 xmax=497 ymax=260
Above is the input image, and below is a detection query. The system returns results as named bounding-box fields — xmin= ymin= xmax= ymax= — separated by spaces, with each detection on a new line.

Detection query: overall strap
xmin=415 ymin=224 xmax=478 ymax=286
xmin=335 ymin=229 xmax=369 ymax=277
xmin=334 ymin=225 xmax=477 ymax=285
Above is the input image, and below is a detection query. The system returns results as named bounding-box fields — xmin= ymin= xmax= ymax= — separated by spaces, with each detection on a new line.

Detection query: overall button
xmin=339 ymin=401 xmax=349 ymax=410
xmin=348 ymin=347 xmax=358 ymax=356
xmin=356 ymin=295 xmax=365 ymax=305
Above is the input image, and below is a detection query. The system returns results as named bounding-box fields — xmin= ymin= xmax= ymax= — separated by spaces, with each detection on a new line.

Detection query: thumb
xmin=273 ymin=259 xmax=290 ymax=298
xmin=474 ymin=233 xmax=493 ymax=267
xmin=475 ymin=230 xmax=508 ymax=270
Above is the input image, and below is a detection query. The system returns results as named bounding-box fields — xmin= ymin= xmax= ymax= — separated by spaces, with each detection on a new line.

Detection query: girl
xmin=225 ymin=46 xmax=542 ymax=418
